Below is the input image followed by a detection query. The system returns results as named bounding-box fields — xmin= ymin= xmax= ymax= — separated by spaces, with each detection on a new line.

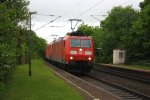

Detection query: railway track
xmin=47 ymin=60 xmax=150 ymax=99
xmin=85 ymin=72 xmax=150 ymax=100
xmin=79 ymin=64 xmax=150 ymax=100
xmin=93 ymin=65 xmax=150 ymax=84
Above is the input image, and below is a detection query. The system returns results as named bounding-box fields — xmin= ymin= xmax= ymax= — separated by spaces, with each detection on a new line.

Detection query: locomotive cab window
xmin=81 ymin=40 xmax=91 ymax=47
xmin=70 ymin=39 xmax=80 ymax=47
xmin=70 ymin=39 xmax=91 ymax=48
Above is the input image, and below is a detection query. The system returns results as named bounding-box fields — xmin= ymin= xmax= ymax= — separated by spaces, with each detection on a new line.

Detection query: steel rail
xmin=93 ymin=66 xmax=150 ymax=84
xmin=87 ymin=73 xmax=150 ymax=100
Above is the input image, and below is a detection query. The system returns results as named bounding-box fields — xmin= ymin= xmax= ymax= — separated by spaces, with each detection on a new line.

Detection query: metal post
xmin=71 ymin=20 xmax=73 ymax=31
xmin=99 ymin=43 xmax=103 ymax=63
xmin=28 ymin=11 xmax=37 ymax=76
xmin=97 ymin=43 xmax=103 ymax=63
xmin=28 ymin=13 xmax=32 ymax=76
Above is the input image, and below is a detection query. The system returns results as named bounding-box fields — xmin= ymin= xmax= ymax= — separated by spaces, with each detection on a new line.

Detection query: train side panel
xmin=64 ymin=36 xmax=70 ymax=64
xmin=51 ymin=38 xmax=65 ymax=63
xmin=45 ymin=45 xmax=50 ymax=59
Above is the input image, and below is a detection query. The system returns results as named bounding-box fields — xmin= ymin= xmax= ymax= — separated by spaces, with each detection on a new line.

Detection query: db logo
xmin=79 ymin=51 xmax=83 ymax=54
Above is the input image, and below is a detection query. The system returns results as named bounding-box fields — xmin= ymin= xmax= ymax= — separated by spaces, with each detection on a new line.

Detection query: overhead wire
xmin=56 ymin=0 xmax=104 ymax=30
xmin=89 ymin=0 xmax=134 ymax=22
xmin=58 ymin=0 xmax=105 ymax=28
xmin=51 ymin=0 xmax=86 ymax=29
xmin=75 ymin=0 xmax=105 ymax=18
xmin=36 ymin=14 xmax=55 ymax=17
xmin=33 ymin=0 xmax=134 ymax=30
xmin=49 ymin=25 xmax=66 ymax=28
xmin=34 ymin=16 xmax=61 ymax=31
xmin=33 ymin=16 xmax=41 ymax=23
xmin=90 ymin=0 xmax=134 ymax=16
xmin=37 ymin=0 xmax=105 ymax=29
xmin=62 ymin=0 xmax=86 ymax=17
xmin=32 ymin=0 xmax=84 ymax=30
xmin=53 ymin=0 xmax=133 ymax=28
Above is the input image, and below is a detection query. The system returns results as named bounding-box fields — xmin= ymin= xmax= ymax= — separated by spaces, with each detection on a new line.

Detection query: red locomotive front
xmin=45 ymin=34 xmax=94 ymax=73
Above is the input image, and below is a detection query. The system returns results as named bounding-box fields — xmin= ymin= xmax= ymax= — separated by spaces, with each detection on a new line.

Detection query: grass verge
xmin=0 ymin=59 xmax=83 ymax=100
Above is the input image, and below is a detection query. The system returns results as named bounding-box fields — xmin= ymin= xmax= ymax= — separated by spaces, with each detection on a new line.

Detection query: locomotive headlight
xmin=70 ymin=56 xmax=73 ymax=60
xmin=88 ymin=57 xmax=92 ymax=60
xmin=79 ymin=48 xmax=82 ymax=51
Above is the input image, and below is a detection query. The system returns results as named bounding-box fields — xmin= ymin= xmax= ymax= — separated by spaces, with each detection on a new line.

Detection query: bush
xmin=0 ymin=44 xmax=16 ymax=81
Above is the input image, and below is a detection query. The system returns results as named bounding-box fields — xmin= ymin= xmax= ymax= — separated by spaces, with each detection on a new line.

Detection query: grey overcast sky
xmin=28 ymin=0 xmax=143 ymax=43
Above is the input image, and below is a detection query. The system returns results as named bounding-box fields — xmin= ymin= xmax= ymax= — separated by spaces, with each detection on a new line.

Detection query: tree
xmin=130 ymin=0 xmax=150 ymax=60
xmin=0 ymin=0 xmax=29 ymax=81
xmin=2 ymin=0 xmax=29 ymax=23
xmin=77 ymin=4 xmax=149 ymax=64
xmin=0 ymin=0 xmax=47 ymax=82
xmin=140 ymin=0 xmax=150 ymax=10
xmin=0 ymin=4 xmax=17 ymax=81
xmin=77 ymin=24 xmax=95 ymax=36
xmin=30 ymin=31 xmax=47 ymax=58
xmin=100 ymin=6 xmax=138 ymax=62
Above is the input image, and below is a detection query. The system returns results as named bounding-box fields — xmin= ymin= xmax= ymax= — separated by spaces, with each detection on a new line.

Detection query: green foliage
xmin=91 ymin=27 xmax=105 ymax=63
xmin=101 ymin=6 xmax=138 ymax=48
xmin=100 ymin=6 xmax=139 ymax=62
xmin=78 ymin=3 xmax=150 ymax=64
xmin=77 ymin=6 xmax=139 ymax=63
xmin=140 ymin=0 xmax=150 ymax=10
xmin=0 ymin=4 xmax=17 ymax=81
xmin=0 ymin=0 xmax=30 ymax=82
xmin=2 ymin=0 xmax=29 ymax=23
xmin=30 ymin=31 xmax=47 ymax=58
xmin=0 ymin=44 xmax=16 ymax=81
xmin=130 ymin=0 xmax=150 ymax=60
xmin=0 ymin=0 xmax=47 ymax=82
xmin=77 ymin=24 xmax=95 ymax=36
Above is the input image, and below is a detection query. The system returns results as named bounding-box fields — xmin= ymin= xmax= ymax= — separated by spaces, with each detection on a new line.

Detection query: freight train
xmin=45 ymin=32 xmax=94 ymax=73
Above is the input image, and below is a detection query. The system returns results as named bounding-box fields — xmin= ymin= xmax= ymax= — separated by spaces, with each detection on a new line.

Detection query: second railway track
xmin=47 ymin=61 xmax=150 ymax=100
xmin=93 ymin=65 xmax=150 ymax=84
xmin=84 ymin=72 xmax=150 ymax=100
xmin=79 ymin=65 xmax=150 ymax=100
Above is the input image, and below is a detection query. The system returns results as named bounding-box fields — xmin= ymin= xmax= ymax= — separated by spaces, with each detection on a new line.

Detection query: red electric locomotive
xmin=45 ymin=33 xmax=94 ymax=73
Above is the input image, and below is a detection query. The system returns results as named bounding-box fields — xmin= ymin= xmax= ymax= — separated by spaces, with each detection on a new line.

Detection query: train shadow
xmin=71 ymin=72 xmax=86 ymax=77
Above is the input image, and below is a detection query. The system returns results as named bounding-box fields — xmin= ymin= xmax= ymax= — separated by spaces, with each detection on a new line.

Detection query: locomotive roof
xmin=48 ymin=34 xmax=92 ymax=46
xmin=64 ymin=35 xmax=92 ymax=39
xmin=54 ymin=37 xmax=63 ymax=42
xmin=47 ymin=37 xmax=63 ymax=46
